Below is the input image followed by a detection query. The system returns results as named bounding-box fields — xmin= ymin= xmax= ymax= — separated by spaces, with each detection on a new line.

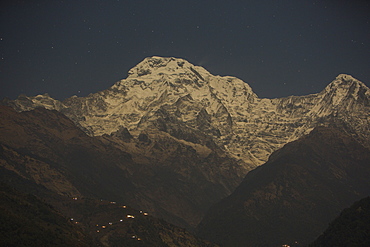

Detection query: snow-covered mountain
xmin=5 ymin=56 xmax=370 ymax=169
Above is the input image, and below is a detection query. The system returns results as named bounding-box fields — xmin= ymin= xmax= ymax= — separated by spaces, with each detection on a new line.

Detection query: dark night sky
xmin=1 ymin=0 xmax=369 ymax=100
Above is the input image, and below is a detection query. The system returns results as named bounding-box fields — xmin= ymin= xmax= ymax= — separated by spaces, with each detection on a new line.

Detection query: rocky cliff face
xmin=4 ymin=57 xmax=370 ymax=170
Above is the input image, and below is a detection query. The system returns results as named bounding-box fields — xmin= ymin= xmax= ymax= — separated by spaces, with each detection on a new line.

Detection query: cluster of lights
xmin=281 ymin=241 xmax=298 ymax=247
xmin=70 ymin=197 xmax=149 ymax=241
xmin=131 ymin=235 xmax=142 ymax=241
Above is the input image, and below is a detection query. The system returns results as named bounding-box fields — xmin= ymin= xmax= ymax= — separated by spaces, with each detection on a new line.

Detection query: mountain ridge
xmin=309 ymin=196 xmax=370 ymax=247
xmin=196 ymin=125 xmax=370 ymax=246
xmin=3 ymin=56 xmax=369 ymax=169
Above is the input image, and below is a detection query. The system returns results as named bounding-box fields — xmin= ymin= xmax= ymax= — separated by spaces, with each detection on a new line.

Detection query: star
xmin=0 ymin=1 xmax=369 ymax=100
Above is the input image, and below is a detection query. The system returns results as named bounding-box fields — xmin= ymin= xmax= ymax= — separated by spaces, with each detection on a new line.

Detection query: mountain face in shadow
xmin=309 ymin=196 xmax=370 ymax=247
xmin=0 ymin=183 xmax=95 ymax=247
xmin=0 ymin=104 xmax=243 ymax=230
xmin=0 ymin=105 xmax=136 ymax=201
xmin=0 ymin=105 xmax=221 ymax=245
xmin=196 ymin=126 xmax=370 ymax=247
xmin=0 ymin=181 xmax=218 ymax=247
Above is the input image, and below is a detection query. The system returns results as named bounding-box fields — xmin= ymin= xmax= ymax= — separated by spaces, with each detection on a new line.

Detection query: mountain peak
xmin=127 ymin=56 xmax=211 ymax=81
xmin=320 ymin=74 xmax=370 ymax=106
xmin=335 ymin=73 xmax=356 ymax=81
xmin=329 ymin=74 xmax=368 ymax=90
